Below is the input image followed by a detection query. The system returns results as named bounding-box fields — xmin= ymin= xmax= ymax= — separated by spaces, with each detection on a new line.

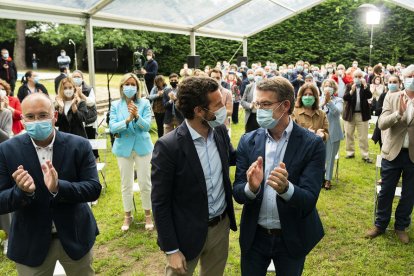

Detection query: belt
xmin=257 ymin=225 xmax=282 ymax=236
xmin=208 ymin=212 xmax=226 ymax=227
xmin=51 ymin=232 xmax=59 ymax=239
xmin=401 ymin=148 xmax=409 ymax=153
xmin=354 ymin=111 xmax=361 ymax=113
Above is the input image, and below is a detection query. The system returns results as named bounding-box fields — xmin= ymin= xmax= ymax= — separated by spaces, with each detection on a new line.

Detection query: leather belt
xmin=51 ymin=232 xmax=59 ymax=239
xmin=257 ymin=225 xmax=282 ymax=236
xmin=208 ymin=212 xmax=226 ymax=227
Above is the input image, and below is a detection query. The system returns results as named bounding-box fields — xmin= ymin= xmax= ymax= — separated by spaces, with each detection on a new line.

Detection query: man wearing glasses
xmin=233 ymin=77 xmax=325 ymax=275
xmin=0 ymin=93 xmax=101 ymax=275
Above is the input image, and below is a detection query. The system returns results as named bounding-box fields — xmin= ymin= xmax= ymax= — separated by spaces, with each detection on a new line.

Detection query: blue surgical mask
xmin=256 ymin=102 xmax=284 ymax=129
xmin=2 ymin=53 xmax=9 ymax=59
xmin=247 ymin=75 xmax=254 ymax=82
xmin=304 ymin=69 xmax=309 ymax=74
xmin=297 ymin=66 xmax=303 ymax=72
xmin=287 ymin=69 xmax=293 ymax=75
xmin=73 ymin=77 xmax=83 ymax=87
xmin=123 ymin=85 xmax=137 ymax=98
xmin=254 ymin=76 xmax=262 ymax=82
xmin=354 ymin=78 xmax=361 ymax=86
xmin=34 ymin=77 xmax=39 ymax=84
xmin=204 ymin=106 xmax=227 ymax=128
xmin=24 ymin=119 xmax=53 ymax=141
xmin=388 ymin=83 xmax=399 ymax=92
xmin=404 ymin=77 xmax=414 ymax=91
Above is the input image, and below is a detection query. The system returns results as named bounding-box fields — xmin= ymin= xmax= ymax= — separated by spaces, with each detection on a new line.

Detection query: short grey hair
xmin=402 ymin=65 xmax=414 ymax=78
xmin=353 ymin=69 xmax=364 ymax=77
xmin=256 ymin=77 xmax=295 ymax=114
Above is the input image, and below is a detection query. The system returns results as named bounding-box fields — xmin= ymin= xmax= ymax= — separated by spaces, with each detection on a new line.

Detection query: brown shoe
xmin=395 ymin=230 xmax=409 ymax=244
xmin=365 ymin=226 xmax=385 ymax=239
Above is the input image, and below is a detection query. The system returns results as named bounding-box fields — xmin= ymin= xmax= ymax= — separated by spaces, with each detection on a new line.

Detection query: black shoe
xmin=345 ymin=154 xmax=355 ymax=159
xmin=363 ymin=157 xmax=373 ymax=163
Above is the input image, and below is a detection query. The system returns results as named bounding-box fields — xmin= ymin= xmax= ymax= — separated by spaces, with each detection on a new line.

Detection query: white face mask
xmin=64 ymin=89 xmax=74 ymax=98
xmin=147 ymin=55 xmax=152 ymax=60
xmin=0 ymin=89 xmax=6 ymax=98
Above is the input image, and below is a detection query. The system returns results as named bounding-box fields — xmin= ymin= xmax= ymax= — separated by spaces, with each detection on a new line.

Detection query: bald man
xmin=0 ymin=93 xmax=101 ymax=275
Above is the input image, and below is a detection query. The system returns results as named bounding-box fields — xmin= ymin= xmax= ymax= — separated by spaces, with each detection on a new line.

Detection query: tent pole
xmin=190 ymin=31 xmax=196 ymax=55
xmin=86 ymin=17 xmax=96 ymax=90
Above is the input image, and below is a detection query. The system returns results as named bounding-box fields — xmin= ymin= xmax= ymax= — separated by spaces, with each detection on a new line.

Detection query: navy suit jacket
xmin=233 ymin=123 xmax=325 ymax=258
xmin=151 ymin=122 xmax=237 ymax=261
xmin=0 ymin=131 xmax=101 ymax=266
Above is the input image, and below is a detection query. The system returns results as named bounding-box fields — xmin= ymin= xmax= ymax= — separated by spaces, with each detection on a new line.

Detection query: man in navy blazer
xmin=0 ymin=93 xmax=101 ymax=275
xmin=152 ymin=77 xmax=237 ymax=275
xmin=233 ymin=77 xmax=325 ymax=276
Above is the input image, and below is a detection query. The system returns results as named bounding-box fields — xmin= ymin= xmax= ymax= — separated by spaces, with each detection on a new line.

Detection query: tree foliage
xmin=0 ymin=0 xmax=413 ymax=72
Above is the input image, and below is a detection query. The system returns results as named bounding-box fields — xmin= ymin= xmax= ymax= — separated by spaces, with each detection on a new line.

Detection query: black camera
xmin=132 ymin=48 xmax=145 ymax=74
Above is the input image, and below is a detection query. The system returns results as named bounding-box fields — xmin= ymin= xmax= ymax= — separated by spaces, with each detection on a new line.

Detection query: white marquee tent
xmin=0 ymin=0 xmax=413 ymax=88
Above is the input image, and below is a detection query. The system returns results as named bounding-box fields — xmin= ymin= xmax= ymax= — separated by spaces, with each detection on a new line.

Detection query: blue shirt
xmin=244 ymin=119 xmax=295 ymax=229
xmin=185 ymin=120 xmax=227 ymax=219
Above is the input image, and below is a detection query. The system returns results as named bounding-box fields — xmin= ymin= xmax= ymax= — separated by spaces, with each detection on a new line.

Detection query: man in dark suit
xmin=233 ymin=77 xmax=325 ymax=276
xmin=54 ymin=66 xmax=68 ymax=93
xmin=0 ymin=49 xmax=17 ymax=95
xmin=152 ymin=77 xmax=237 ymax=276
xmin=0 ymin=93 xmax=101 ymax=275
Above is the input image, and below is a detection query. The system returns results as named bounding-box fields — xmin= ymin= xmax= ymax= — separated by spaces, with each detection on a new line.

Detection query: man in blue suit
xmin=233 ymin=77 xmax=325 ymax=276
xmin=0 ymin=93 xmax=101 ymax=275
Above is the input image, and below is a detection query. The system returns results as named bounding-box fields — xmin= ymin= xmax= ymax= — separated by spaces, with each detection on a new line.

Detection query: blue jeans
xmin=241 ymin=227 xmax=305 ymax=276
xmin=376 ymin=150 xmax=414 ymax=230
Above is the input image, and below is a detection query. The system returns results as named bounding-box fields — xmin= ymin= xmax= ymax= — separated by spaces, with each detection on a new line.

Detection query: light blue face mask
xmin=24 ymin=119 xmax=53 ymax=141
xmin=404 ymin=77 xmax=414 ymax=91
xmin=2 ymin=53 xmax=9 ymax=59
xmin=256 ymin=102 xmax=284 ymax=129
xmin=204 ymin=106 xmax=227 ymax=128
xmin=388 ymin=83 xmax=399 ymax=92
xmin=73 ymin=77 xmax=83 ymax=87
xmin=123 ymin=85 xmax=137 ymax=98
xmin=34 ymin=77 xmax=39 ymax=84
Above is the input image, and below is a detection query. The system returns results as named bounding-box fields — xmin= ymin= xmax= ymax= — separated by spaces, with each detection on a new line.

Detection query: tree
xmin=13 ymin=20 xmax=27 ymax=69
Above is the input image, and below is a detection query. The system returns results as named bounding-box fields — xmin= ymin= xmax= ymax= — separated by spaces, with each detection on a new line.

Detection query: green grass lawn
xmin=1 ymin=112 xmax=414 ymax=275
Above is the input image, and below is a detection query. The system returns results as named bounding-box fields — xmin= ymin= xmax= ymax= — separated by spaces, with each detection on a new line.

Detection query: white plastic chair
xmin=89 ymin=139 xmax=108 ymax=190
xmin=53 ymin=261 xmax=66 ymax=276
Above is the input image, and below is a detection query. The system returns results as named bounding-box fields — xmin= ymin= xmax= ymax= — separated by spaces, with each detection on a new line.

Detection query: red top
xmin=332 ymin=74 xmax=353 ymax=85
xmin=8 ymin=96 xmax=23 ymax=135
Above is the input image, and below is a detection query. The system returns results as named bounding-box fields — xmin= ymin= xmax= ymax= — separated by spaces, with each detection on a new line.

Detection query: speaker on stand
xmin=95 ymin=49 xmax=118 ymax=145
xmin=187 ymin=55 xmax=200 ymax=69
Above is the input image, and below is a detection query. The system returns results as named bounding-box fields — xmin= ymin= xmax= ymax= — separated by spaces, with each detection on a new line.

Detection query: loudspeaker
xmin=187 ymin=55 xmax=200 ymax=69
xmin=95 ymin=49 xmax=118 ymax=71
xmin=237 ymin=56 xmax=248 ymax=67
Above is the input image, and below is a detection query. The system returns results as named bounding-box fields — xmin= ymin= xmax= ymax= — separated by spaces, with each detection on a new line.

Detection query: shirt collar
xmin=185 ymin=119 xmax=213 ymax=141
xmin=266 ymin=117 xmax=293 ymax=142
xmin=30 ymin=130 xmax=56 ymax=150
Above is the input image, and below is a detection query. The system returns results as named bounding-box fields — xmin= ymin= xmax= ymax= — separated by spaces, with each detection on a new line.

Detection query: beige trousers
xmin=344 ymin=113 xmax=369 ymax=158
xmin=165 ymin=215 xmax=230 ymax=276
xmin=15 ymin=238 xmax=94 ymax=276
xmin=117 ymin=151 xmax=152 ymax=212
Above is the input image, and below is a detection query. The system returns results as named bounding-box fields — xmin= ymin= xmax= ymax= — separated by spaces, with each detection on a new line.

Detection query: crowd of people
xmin=0 ymin=44 xmax=413 ymax=276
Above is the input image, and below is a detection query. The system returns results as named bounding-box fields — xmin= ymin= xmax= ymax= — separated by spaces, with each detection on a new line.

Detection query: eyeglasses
xmin=22 ymin=113 xmax=52 ymax=121
xmin=254 ymin=101 xmax=282 ymax=109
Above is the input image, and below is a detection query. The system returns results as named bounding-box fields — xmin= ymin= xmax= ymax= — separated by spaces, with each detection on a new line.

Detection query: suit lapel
xmin=283 ymin=123 xmax=301 ymax=170
xmin=213 ymin=128 xmax=228 ymax=177
xmin=52 ymin=131 xmax=66 ymax=173
xmin=21 ymin=134 xmax=46 ymax=192
xmin=177 ymin=123 xmax=207 ymax=196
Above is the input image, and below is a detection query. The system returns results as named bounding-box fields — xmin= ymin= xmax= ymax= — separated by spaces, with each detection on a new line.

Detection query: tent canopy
xmin=0 ymin=0 xmax=329 ymax=41
xmin=1 ymin=0 xmax=413 ymax=87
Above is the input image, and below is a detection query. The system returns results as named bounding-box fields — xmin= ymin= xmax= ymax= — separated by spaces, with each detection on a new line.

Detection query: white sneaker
xmin=3 ymin=239 xmax=8 ymax=255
